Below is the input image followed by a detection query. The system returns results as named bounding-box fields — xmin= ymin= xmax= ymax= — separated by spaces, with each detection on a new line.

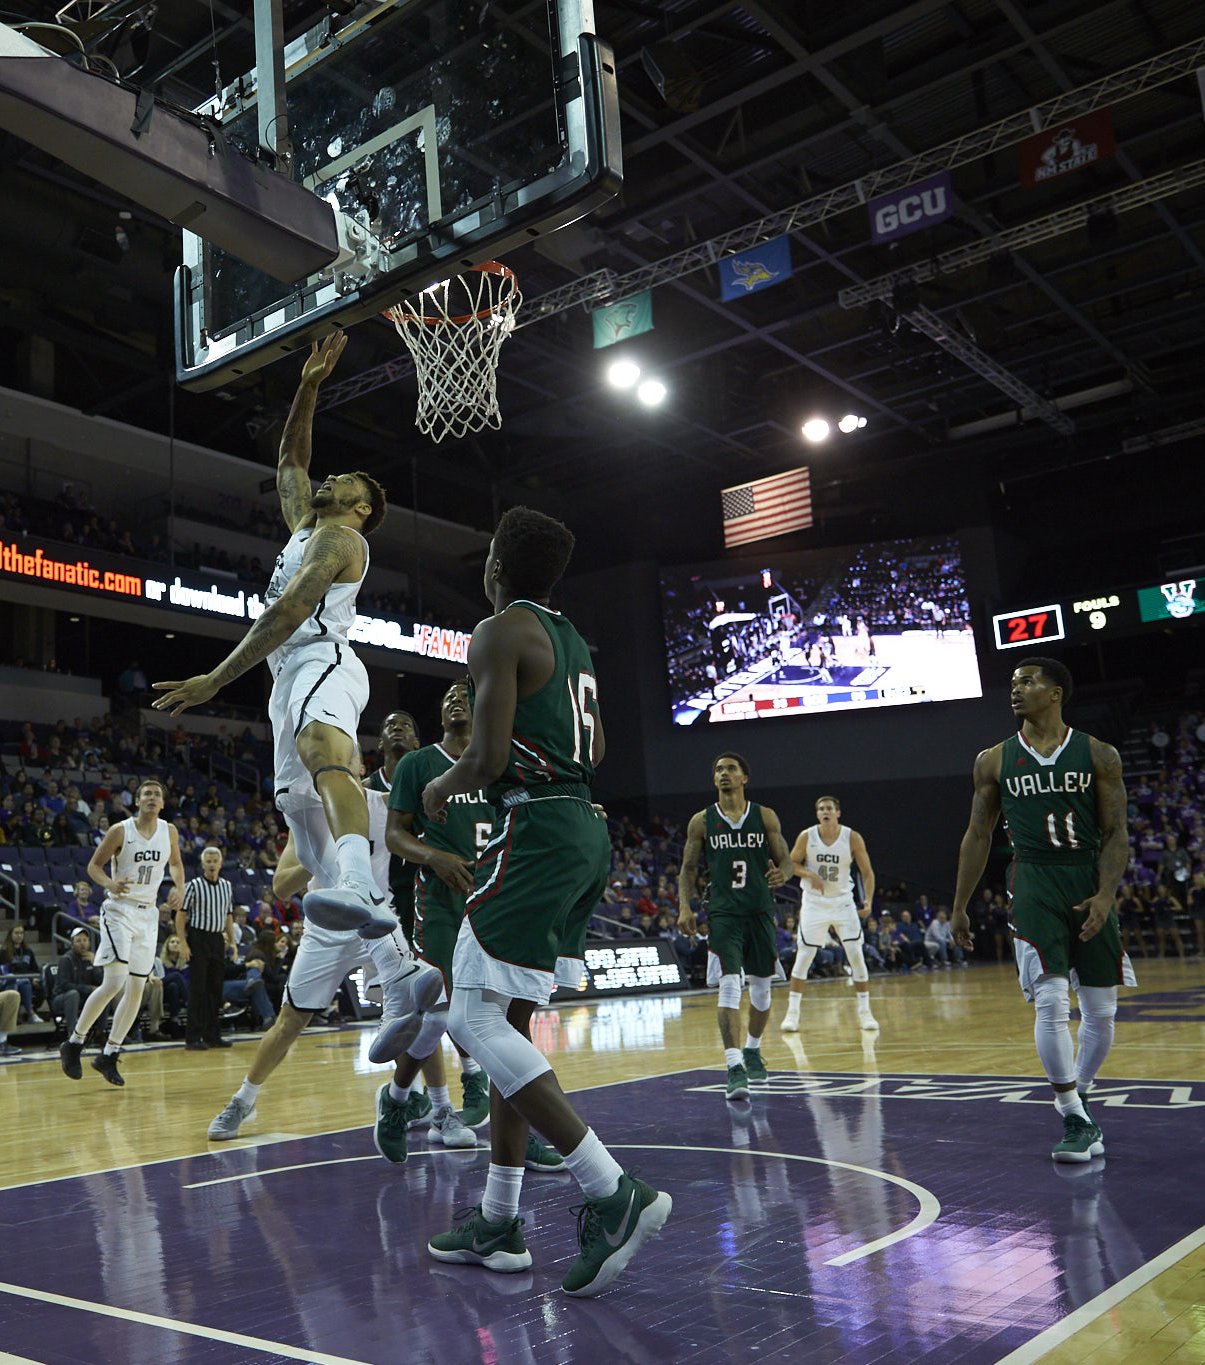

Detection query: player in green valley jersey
xmin=377 ymin=681 xmax=530 ymax=1160
xmin=364 ymin=711 xmax=421 ymax=941
xmin=678 ymin=753 xmax=791 ymax=1101
xmin=951 ymin=657 xmax=1135 ymax=1164
xmin=420 ymin=506 xmax=671 ymax=1298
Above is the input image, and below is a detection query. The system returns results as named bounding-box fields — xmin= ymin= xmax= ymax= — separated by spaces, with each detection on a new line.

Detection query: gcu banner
xmin=867 ymin=171 xmax=954 ymax=244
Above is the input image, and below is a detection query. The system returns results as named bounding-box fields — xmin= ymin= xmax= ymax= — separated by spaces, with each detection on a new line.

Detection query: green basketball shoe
xmin=561 ymin=1173 xmax=673 ymax=1298
xmin=428 ymin=1206 xmax=532 ymax=1273
xmin=525 ymin=1134 xmax=567 ymax=1173
xmin=403 ymin=1088 xmax=433 ymax=1129
xmin=1051 ymin=1113 xmax=1104 ymax=1163
xmin=461 ymin=1071 xmax=491 ymax=1128
xmin=372 ymin=1083 xmax=409 ymax=1164
xmin=742 ymin=1047 xmax=768 ymax=1082
xmin=725 ymin=1063 xmax=750 ymax=1102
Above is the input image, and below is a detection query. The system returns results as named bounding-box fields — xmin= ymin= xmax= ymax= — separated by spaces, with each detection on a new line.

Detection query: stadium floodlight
xmin=607 ymin=358 xmax=641 ymax=389
xmin=838 ymin=413 xmax=861 ymax=433
xmin=802 ymin=417 xmax=830 ymax=443
xmin=857 ymin=416 xmax=867 ymax=428
xmin=636 ymin=377 xmax=667 ymax=406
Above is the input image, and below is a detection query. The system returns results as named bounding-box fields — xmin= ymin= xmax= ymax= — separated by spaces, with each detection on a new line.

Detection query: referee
xmin=177 ymin=846 xmax=234 ymax=1051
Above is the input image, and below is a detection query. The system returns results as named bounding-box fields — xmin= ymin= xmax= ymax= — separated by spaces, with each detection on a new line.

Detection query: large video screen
xmin=660 ymin=535 xmax=982 ymax=725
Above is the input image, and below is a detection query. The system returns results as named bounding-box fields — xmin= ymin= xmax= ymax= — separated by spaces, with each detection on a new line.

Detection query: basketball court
xmin=1 ymin=964 xmax=1202 ymax=1363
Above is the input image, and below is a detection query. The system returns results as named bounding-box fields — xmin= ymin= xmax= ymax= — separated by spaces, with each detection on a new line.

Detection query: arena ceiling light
xmin=606 ymin=358 xmax=641 ymax=389
xmin=838 ymin=413 xmax=868 ymax=433
xmin=636 ymin=377 xmax=667 ymax=407
xmin=801 ymin=417 xmax=830 ymax=443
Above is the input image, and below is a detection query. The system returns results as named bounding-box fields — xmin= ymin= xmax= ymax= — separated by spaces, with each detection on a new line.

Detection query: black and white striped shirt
xmin=182 ymin=875 xmax=233 ymax=934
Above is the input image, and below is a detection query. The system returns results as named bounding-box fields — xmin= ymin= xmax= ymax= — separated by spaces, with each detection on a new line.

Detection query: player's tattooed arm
xmin=950 ymin=744 xmax=1002 ymax=948
xmin=677 ymin=811 xmax=706 ymax=933
xmin=1076 ymin=739 xmax=1129 ymax=941
xmin=152 ymin=527 xmax=358 ymax=711
xmin=851 ymin=830 xmax=876 ymax=918
xmin=760 ymin=806 xmax=792 ymax=889
xmin=277 ymin=332 xmax=348 ymax=532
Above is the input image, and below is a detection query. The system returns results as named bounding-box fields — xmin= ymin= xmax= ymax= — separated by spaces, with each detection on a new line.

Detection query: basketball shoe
xmin=460 ymin=1070 xmax=491 ymax=1127
xmin=1051 ymin=1113 xmax=1104 ymax=1162
xmin=373 ymin=1083 xmax=410 ymax=1164
xmin=742 ymin=1046 xmax=768 ymax=1081
xmin=428 ymin=1207 xmax=532 ymax=1272
xmin=561 ymin=1173 xmax=673 ymax=1297
xmin=208 ymin=1096 xmax=257 ymax=1140
xmin=302 ymin=878 xmax=398 ymax=939
xmin=367 ymin=960 xmax=445 ymax=1064
xmin=91 ymin=1051 xmax=124 ymax=1087
xmin=428 ymin=1105 xmax=477 ymax=1148
xmin=59 ymin=1039 xmax=84 ymax=1079
xmin=525 ymin=1134 xmax=567 ymax=1172
xmin=725 ymin=1063 xmax=750 ymax=1102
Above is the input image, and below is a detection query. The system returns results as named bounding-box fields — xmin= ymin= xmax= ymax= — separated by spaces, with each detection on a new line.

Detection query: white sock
xmin=562 ymin=1127 xmax=624 ymax=1200
xmin=784 ymin=994 xmax=800 ymax=1016
xmin=236 ymin=1079 xmax=261 ymax=1105
xmin=334 ymin=832 xmax=374 ymax=886
xmin=1054 ymin=1090 xmax=1087 ymax=1121
xmin=366 ymin=929 xmax=413 ymax=984
xmin=428 ymin=1084 xmax=450 ymax=1110
xmin=389 ymin=1080 xmax=411 ymax=1105
xmin=744 ymin=1032 xmax=761 ymax=1051
xmin=69 ymin=1031 xmax=85 ymax=1045
xmin=724 ymin=1047 xmax=742 ymax=1069
xmin=856 ymin=993 xmax=872 ymax=1010
xmin=481 ymin=1163 xmax=525 ymax=1223
xmin=460 ymin=1055 xmax=482 ymax=1075
xmin=103 ymin=1041 xmax=119 ymax=1056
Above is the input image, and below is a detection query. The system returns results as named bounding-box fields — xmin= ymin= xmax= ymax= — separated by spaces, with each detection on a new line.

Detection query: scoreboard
xmin=992 ymin=577 xmax=1202 ymax=651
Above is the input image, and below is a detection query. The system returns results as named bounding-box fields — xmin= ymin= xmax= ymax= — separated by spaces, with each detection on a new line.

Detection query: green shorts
xmin=707 ymin=910 xmax=779 ymax=979
xmin=414 ymin=870 xmax=466 ymax=987
xmin=454 ymin=796 xmax=610 ymax=1005
xmin=1009 ymin=860 xmax=1127 ymax=989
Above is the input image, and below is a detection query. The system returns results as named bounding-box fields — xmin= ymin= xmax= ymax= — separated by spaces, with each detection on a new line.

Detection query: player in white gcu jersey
xmin=152 ymin=334 xmax=439 ymax=1042
xmin=61 ymin=778 xmax=185 ymax=1085
xmin=781 ymin=796 xmax=879 ymax=1034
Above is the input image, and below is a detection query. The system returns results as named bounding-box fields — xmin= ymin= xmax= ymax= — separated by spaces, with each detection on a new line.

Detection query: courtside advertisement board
xmin=660 ymin=535 xmax=982 ymax=726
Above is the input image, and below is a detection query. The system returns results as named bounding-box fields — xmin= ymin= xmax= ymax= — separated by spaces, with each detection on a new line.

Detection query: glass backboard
xmin=174 ymin=0 xmax=620 ymax=390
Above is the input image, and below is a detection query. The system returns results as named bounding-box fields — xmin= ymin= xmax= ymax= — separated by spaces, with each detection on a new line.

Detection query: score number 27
xmin=993 ymin=603 xmax=1066 ymax=651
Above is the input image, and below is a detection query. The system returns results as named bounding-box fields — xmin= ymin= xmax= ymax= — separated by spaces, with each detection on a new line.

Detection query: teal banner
xmin=591 ymin=291 xmax=654 ymax=349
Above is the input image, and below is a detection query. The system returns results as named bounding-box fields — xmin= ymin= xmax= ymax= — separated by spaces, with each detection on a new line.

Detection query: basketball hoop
xmin=383 ymin=261 xmax=521 ymax=443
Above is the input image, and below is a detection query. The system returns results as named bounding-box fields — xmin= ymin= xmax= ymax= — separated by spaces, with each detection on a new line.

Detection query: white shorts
xmin=450 ymin=917 xmax=583 ymax=1008
xmin=283 ymin=921 xmax=371 ymax=1014
xmin=269 ymin=642 xmax=369 ymax=815
xmin=95 ymin=899 xmax=158 ymax=977
xmin=1013 ymin=938 xmax=1138 ymax=1003
xmin=798 ymin=898 xmax=862 ymax=947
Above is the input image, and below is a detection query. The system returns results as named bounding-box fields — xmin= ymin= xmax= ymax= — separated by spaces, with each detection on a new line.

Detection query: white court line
xmin=0 ymin=1281 xmax=374 ymax=1365
xmin=994 ymin=1224 xmax=1205 ymax=1364
xmin=609 ymin=1143 xmax=939 ymax=1266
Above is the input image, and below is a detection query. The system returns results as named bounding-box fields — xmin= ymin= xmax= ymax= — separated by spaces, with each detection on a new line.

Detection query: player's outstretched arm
xmin=87 ymin=823 xmax=129 ymax=897
xmin=422 ymin=615 xmax=521 ymax=821
xmin=677 ymin=811 xmax=706 ymax=935
xmin=151 ymin=525 xmax=359 ymax=714
xmin=851 ymin=830 xmax=876 ymax=917
xmin=950 ymin=745 xmax=1002 ymax=949
xmin=1075 ymin=739 xmax=1129 ymax=942
xmin=277 ymin=332 xmax=347 ymax=533
xmin=760 ymin=806 xmax=792 ymax=888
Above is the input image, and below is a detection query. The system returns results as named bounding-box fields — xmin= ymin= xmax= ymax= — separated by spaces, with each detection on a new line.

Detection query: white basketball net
xmin=385 ymin=264 xmax=522 ymax=443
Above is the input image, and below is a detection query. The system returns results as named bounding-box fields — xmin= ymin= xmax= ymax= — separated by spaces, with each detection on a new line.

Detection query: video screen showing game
xmin=660 ymin=535 xmax=983 ymax=725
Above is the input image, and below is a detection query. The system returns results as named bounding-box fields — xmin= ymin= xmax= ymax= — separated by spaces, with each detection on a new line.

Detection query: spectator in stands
xmin=875 ymin=915 xmax=904 ymax=971
xmin=912 ymin=893 xmax=934 ymax=925
xmin=1160 ymin=834 xmax=1192 ymax=888
xmin=924 ymin=910 xmax=964 ymax=968
xmin=53 ymin=926 xmax=102 ymax=1038
xmin=1 ymin=923 xmax=40 ymax=1020
xmin=614 ymin=906 xmax=640 ymax=939
xmin=1150 ymin=881 xmax=1186 ymax=958
xmin=89 ymin=814 xmax=111 ymax=849
xmin=1116 ymin=883 xmax=1147 ymax=959
xmin=160 ymin=935 xmax=189 ymax=1021
xmin=777 ymin=914 xmax=797 ymax=975
xmin=895 ymin=909 xmax=931 ymax=969
xmin=69 ymin=880 xmax=99 ymax=926
xmin=50 ymin=812 xmax=78 ymax=847
xmin=40 ymin=780 xmax=66 ymax=817
xmin=862 ymin=918 xmax=886 ymax=973
xmin=1188 ymin=871 xmax=1205 ymax=958
xmin=19 ymin=806 xmax=54 ymax=847
xmin=230 ymin=906 xmax=256 ymax=959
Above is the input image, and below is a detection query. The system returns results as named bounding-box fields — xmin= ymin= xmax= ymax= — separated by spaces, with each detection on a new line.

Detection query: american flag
xmin=721 ymin=468 xmax=812 ymax=548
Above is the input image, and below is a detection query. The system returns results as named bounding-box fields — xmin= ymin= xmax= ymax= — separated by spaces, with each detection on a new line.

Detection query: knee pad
xmin=447 ymin=988 xmax=550 ymax=1098
xmin=844 ymin=940 xmax=869 ymax=983
xmin=1033 ymin=973 xmax=1071 ymax=1024
xmin=791 ymin=944 xmax=818 ymax=981
xmin=747 ymin=976 xmax=772 ymax=1012
xmin=717 ymin=974 xmax=743 ymax=1011
xmin=1075 ymin=985 xmax=1118 ymax=1020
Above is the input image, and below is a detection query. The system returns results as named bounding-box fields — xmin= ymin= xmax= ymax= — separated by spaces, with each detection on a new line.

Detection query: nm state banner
xmin=1019 ymin=109 xmax=1115 ymax=187
xmin=719 ymin=235 xmax=793 ymax=301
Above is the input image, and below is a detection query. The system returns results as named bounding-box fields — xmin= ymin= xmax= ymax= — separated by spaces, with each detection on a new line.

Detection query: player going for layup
xmin=781 ymin=796 xmax=878 ymax=1034
xmin=951 ymin=658 xmax=1135 ymax=1162
xmin=678 ymin=754 xmax=791 ymax=1101
xmin=367 ymin=507 xmax=670 ymax=1296
xmin=152 ymin=335 xmax=436 ymax=1027
xmin=61 ymin=778 xmax=184 ymax=1085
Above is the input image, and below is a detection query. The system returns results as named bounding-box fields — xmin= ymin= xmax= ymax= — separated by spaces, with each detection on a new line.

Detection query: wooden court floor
xmin=1 ymin=960 xmax=1202 ymax=1363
